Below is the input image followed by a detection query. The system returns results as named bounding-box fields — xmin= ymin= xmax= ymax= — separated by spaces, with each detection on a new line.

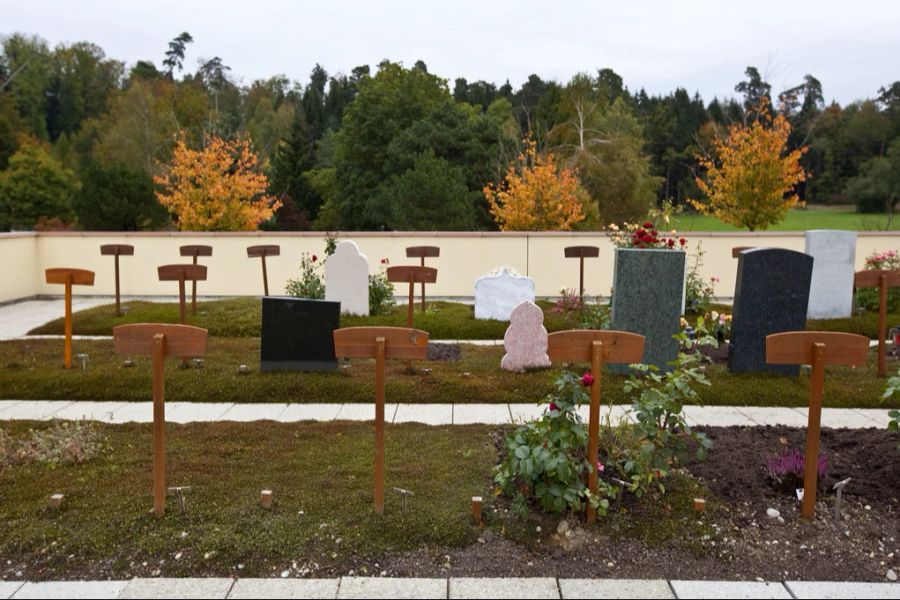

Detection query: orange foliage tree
xmin=690 ymin=99 xmax=807 ymax=231
xmin=154 ymin=135 xmax=281 ymax=231
xmin=484 ymin=138 xmax=588 ymax=231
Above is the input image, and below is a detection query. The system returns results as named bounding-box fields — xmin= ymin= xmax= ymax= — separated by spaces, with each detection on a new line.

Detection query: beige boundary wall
xmin=2 ymin=231 xmax=899 ymax=304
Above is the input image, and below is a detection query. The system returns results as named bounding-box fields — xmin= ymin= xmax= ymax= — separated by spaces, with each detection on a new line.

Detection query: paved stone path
xmin=0 ymin=577 xmax=897 ymax=599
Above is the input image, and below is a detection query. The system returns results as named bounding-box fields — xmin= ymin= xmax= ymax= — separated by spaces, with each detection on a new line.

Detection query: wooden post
xmin=158 ymin=264 xmax=208 ymax=325
xmin=113 ymin=323 xmax=208 ymax=516
xmin=100 ymin=245 xmax=134 ymax=316
xmin=547 ymin=330 xmax=644 ymax=523
xmin=45 ymin=268 xmax=95 ymax=369
xmin=405 ymin=246 xmax=440 ymax=312
xmin=766 ymin=331 xmax=869 ymax=519
xmin=247 ymin=245 xmax=280 ymax=297
xmin=731 ymin=246 xmax=754 ymax=258
xmin=387 ymin=266 xmax=437 ymax=370
xmin=563 ymin=246 xmax=599 ymax=299
xmin=179 ymin=245 xmax=213 ymax=314
xmin=333 ymin=326 xmax=429 ymax=514
xmin=471 ymin=496 xmax=483 ymax=525
xmin=853 ymin=269 xmax=900 ymax=377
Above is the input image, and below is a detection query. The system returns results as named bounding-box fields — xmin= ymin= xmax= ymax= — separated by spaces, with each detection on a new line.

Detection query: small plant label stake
xmin=387 ymin=266 xmax=437 ymax=370
xmin=113 ymin=323 xmax=208 ymax=516
xmin=405 ymin=246 xmax=440 ymax=311
xmin=833 ymin=477 xmax=851 ymax=522
xmin=333 ymin=326 xmax=429 ymax=515
xmin=179 ymin=245 xmax=213 ymax=314
xmin=157 ymin=264 xmax=208 ymax=325
xmin=45 ymin=268 xmax=95 ymax=369
xmin=546 ymin=329 xmax=645 ymax=523
xmin=766 ymin=331 xmax=869 ymax=520
xmin=563 ymin=246 xmax=600 ymax=299
xmin=247 ymin=245 xmax=280 ymax=296
xmin=100 ymin=244 xmax=134 ymax=316
xmin=854 ymin=269 xmax=900 ymax=377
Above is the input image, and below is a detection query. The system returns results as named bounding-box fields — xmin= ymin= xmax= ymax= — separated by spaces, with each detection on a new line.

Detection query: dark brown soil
xmin=427 ymin=342 xmax=462 ymax=362
xmin=698 ymin=342 xmax=729 ymax=365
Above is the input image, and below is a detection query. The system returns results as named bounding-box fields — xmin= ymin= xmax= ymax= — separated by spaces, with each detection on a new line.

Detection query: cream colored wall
xmin=2 ymin=231 xmax=898 ymax=303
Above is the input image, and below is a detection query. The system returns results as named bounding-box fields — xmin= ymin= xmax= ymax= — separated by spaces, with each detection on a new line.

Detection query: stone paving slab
xmin=452 ymin=404 xmax=511 ymax=424
xmin=218 ymin=403 xmax=288 ymax=422
xmin=0 ymin=298 xmax=112 ymax=340
xmin=166 ymin=403 xmax=235 ymax=423
xmin=277 ymin=404 xmax=343 ymax=422
xmin=735 ymin=407 xmax=809 ymax=427
xmin=11 ymin=580 xmax=127 ymax=599
xmin=337 ymin=577 xmax=446 ymax=599
xmin=0 ymin=582 xmax=24 ymax=600
xmin=51 ymin=402 xmax=128 ymax=422
xmin=118 ymin=577 xmax=235 ymax=599
xmin=669 ymin=580 xmax=792 ymax=599
xmin=393 ymin=403 xmax=453 ymax=425
xmin=107 ymin=402 xmax=155 ymax=423
xmin=683 ymin=405 xmax=751 ymax=427
xmin=558 ymin=578 xmax=674 ymax=599
xmin=227 ymin=578 xmax=339 ymax=599
xmin=0 ymin=401 xmax=73 ymax=421
xmin=819 ymin=408 xmax=885 ymax=429
xmin=784 ymin=581 xmax=900 ymax=599
xmin=335 ymin=404 xmax=399 ymax=422
xmin=509 ymin=403 xmax=545 ymax=424
xmin=449 ymin=577 xmax=560 ymax=599
xmin=0 ymin=400 xmax=23 ymax=414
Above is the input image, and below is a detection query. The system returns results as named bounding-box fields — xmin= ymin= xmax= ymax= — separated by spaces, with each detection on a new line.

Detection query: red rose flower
xmin=643 ymin=221 xmax=653 ymax=228
xmin=549 ymin=402 xmax=559 ymax=412
xmin=679 ymin=238 xmax=686 ymax=246
xmin=667 ymin=239 xmax=675 ymax=247
xmin=581 ymin=372 xmax=595 ymax=387
xmin=312 ymin=254 xmax=318 ymax=262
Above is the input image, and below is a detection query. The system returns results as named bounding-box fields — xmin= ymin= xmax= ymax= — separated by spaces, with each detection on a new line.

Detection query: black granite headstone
xmin=728 ymin=248 xmax=813 ymax=375
xmin=260 ymin=297 xmax=341 ymax=371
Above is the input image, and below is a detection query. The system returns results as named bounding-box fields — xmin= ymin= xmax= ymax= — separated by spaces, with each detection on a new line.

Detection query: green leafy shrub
xmin=369 ymin=258 xmax=396 ymax=316
xmin=883 ymin=368 xmax=900 ymax=433
xmin=285 ymin=252 xmax=325 ymax=299
xmin=684 ymin=243 xmax=717 ymax=314
xmin=856 ymin=249 xmax=900 ymax=313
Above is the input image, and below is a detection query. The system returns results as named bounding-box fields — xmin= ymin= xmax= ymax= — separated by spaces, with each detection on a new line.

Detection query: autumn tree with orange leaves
xmin=484 ymin=138 xmax=589 ymax=231
xmin=689 ymin=98 xmax=807 ymax=231
xmin=154 ymin=135 xmax=281 ymax=231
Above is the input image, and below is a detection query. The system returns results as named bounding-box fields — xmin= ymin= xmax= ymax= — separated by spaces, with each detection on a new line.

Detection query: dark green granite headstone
xmin=610 ymin=248 xmax=686 ymax=373
xmin=728 ymin=248 xmax=813 ymax=375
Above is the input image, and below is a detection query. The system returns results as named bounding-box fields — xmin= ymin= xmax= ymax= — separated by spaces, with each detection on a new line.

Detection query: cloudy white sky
xmin=4 ymin=0 xmax=898 ymax=104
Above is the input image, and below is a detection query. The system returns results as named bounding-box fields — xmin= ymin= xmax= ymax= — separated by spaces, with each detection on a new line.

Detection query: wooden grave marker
xmin=405 ymin=246 xmax=440 ymax=311
xmin=333 ymin=326 xmax=429 ymax=514
xmin=158 ymin=264 xmax=207 ymax=325
xmin=45 ymin=268 xmax=95 ymax=369
xmin=563 ymin=246 xmax=600 ymax=299
xmin=766 ymin=331 xmax=869 ymax=519
xmin=732 ymin=246 xmax=755 ymax=258
xmin=100 ymin=244 xmax=134 ymax=315
xmin=179 ymin=245 xmax=213 ymax=313
xmin=387 ymin=266 xmax=438 ymax=328
xmin=247 ymin=244 xmax=280 ymax=296
xmin=546 ymin=329 xmax=645 ymax=523
xmin=854 ymin=269 xmax=900 ymax=377
xmin=113 ymin=323 xmax=208 ymax=515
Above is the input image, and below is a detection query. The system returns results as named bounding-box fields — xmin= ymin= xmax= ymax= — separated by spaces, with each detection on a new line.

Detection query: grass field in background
xmin=672 ymin=208 xmax=897 ymax=232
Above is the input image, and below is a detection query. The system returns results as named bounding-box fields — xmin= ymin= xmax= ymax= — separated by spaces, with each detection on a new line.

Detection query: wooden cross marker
xmin=546 ymin=330 xmax=645 ymax=523
xmin=158 ymin=264 xmax=207 ymax=325
xmin=387 ymin=266 xmax=438 ymax=329
xmin=333 ymin=326 xmax=429 ymax=514
xmin=100 ymin=244 xmax=134 ymax=316
xmin=113 ymin=323 xmax=208 ymax=516
xmin=45 ymin=268 xmax=95 ymax=369
xmin=563 ymin=246 xmax=600 ymax=299
xmin=179 ymin=245 xmax=213 ymax=314
xmin=766 ymin=331 xmax=869 ymax=519
xmin=405 ymin=246 xmax=440 ymax=311
xmin=854 ymin=269 xmax=900 ymax=377
xmin=247 ymin=245 xmax=280 ymax=296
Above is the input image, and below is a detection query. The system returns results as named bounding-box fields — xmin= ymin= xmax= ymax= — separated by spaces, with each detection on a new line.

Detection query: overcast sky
xmin=4 ymin=0 xmax=898 ymax=105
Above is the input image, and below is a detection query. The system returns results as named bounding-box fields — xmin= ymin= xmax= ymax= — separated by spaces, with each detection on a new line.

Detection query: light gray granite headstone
xmin=474 ymin=268 xmax=535 ymax=320
xmin=805 ymin=230 xmax=857 ymax=319
xmin=325 ymin=240 xmax=369 ymax=316
xmin=501 ymin=300 xmax=550 ymax=372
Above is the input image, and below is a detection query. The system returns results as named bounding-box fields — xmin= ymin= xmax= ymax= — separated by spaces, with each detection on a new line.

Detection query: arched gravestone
xmin=728 ymin=248 xmax=813 ymax=375
xmin=474 ymin=268 xmax=535 ymax=321
xmin=325 ymin=241 xmax=370 ymax=316
xmin=501 ymin=300 xmax=550 ymax=372
xmin=805 ymin=230 xmax=856 ymax=319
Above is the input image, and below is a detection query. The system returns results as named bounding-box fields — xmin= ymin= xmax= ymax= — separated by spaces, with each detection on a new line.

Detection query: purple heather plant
xmin=765 ymin=448 xmax=829 ymax=494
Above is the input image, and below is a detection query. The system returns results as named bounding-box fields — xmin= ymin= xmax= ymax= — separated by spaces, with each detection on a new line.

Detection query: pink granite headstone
xmin=501 ymin=300 xmax=550 ymax=372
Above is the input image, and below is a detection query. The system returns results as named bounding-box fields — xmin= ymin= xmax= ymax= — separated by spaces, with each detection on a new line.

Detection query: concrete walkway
xmin=0 ymin=577 xmax=897 ymax=599
xmin=0 ymin=399 xmax=893 ymax=428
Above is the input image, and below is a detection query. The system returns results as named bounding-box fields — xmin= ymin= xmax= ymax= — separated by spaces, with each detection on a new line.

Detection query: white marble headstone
xmin=805 ymin=230 xmax=857 ymax=319
xmin=325 ymin=240 xmax=370 ymax=316
xmin=474 ymin=267 xmax=536 ymax=320
xmin=501 ymin=300 xmax=550 ymax=372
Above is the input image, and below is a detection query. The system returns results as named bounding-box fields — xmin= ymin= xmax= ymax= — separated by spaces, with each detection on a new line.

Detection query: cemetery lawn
xmin=1 ymin=421 xmax=897 ymax=581
xmin=1 ymin=338 xmax=897 ymax=409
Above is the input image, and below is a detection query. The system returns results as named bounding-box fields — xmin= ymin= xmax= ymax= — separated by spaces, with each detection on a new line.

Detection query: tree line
xmin=0 ymin=32 xmax=898 ymax=232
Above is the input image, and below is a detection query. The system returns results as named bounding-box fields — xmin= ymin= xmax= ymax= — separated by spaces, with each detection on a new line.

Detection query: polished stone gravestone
xmin=728 ymin=248 xmax=813 ymax=375
xmin=610 ymin=248 xmax=685 ymax=373
xmin=474 ymin=267 xmax=536 ymax=321
xmin=501 ymin=300 xmax=550 ymax=372
xmin=260 ymin=297 xmax=340 ymax=371
xmin=805 ymin=230 xmax=857 ymax=319
xmin=325 ymin=240 xmax=369 ymax=316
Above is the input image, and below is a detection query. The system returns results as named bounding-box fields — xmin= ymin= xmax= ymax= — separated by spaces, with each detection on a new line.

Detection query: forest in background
xmin=1 ymin=31 xmax=898 ymax=232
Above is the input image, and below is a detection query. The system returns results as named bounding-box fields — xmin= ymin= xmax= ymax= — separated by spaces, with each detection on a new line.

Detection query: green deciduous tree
xmin=0 ymin=142 xmax=79 ymax=230
xmin=844 ymin=137 xmax=900 ymax=219
xmin=73 ymin=162 xmax=168 ymax=230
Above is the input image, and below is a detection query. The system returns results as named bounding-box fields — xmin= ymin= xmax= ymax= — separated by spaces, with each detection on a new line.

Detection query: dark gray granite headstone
xmin=728 ymin=248 xmax=813 ymax=375
xmin=610 ymin=248 xmax=686 ymax=373
xmin=260 ymin=297 xmax=341 ymax=371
